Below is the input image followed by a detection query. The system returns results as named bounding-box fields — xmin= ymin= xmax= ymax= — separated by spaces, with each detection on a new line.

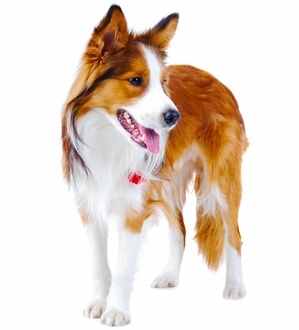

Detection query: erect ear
xmin=141 ymin=13 xmax=179 ymax=50
xmin=85 ymin=5 xmax=129 ymax=63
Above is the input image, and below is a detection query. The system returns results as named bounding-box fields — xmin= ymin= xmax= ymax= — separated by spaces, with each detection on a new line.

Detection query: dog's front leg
xmin=102 ymin=224 xmax=142 ymax=327
xmin=83 ymin=220 xmax=111 ymax=319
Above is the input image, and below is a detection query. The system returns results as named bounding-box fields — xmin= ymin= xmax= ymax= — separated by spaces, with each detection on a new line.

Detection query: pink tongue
xmin=140 ymin=127 xmax=160 ymax=154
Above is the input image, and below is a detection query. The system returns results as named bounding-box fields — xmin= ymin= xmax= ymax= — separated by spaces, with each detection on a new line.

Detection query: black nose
xmin=163 ymin=109 xmax=180 ymax=127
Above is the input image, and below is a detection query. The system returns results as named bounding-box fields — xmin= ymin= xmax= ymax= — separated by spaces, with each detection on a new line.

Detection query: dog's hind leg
xmin=194 ymin=146 xmax=246 ymax=299
xmin=223 ymin=238 xmax=246 ymax=299
xmin=220 ymin=160 xmax=246 ymax=299
xmin=151 ymin=208 xmax=185 ymax=289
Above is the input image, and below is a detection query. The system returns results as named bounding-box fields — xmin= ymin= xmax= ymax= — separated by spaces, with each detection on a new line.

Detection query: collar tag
xmin=128 ymin=171 xmax=145 ymax=185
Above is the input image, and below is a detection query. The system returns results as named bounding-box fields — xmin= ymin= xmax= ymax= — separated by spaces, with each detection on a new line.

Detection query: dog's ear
xmin=66 ymin=6 xmax=128 ymax=103
xmin=85 ymin=5 xmax=129 ymax=63
xmin=139 ymin=13 xmax=179 ymax=51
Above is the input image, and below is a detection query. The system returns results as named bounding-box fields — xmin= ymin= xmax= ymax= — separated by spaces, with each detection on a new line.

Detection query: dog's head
xmin=65 ymin=5 xmax=179 ymax=158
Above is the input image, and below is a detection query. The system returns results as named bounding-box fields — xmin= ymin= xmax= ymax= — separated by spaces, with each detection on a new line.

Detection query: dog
xmin=62 ymin=5 xmax=247 ymax=326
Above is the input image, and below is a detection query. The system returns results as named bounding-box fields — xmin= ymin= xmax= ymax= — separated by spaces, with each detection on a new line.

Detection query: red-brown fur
xmin=62 ymin=5 xmax=247 ymax=270
xmin=163 ymin=65 xmax=247 ymax=268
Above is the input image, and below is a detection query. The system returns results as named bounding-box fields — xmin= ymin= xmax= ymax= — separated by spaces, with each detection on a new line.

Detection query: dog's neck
xmin=73 ymin=109 xmax=165 ymax=186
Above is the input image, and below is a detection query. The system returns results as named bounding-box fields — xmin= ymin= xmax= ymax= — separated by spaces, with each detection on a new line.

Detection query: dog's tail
xmin=194 ymin=175 xmax=225 ymax=270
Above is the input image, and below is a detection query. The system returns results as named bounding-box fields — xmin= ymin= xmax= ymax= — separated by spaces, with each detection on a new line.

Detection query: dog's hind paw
xmin=151 ymin=272 xmax=179 ymax=288
xmin=223 ymin=283 xmax=246 ymax=300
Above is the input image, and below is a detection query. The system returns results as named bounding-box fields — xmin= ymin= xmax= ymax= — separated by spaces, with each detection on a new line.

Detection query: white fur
xmin=72 ymin=44 xmax=177 ymax=325
xmin=102 ymin=226 xmax=141 ymax=326
xmin=223 ymin=240 xmax=246 ymax=299
xmin=197 ymin=184 xmax=228 ymax=217
xmin=102 ymin=308 xmax=130 ymax=327
xmin=151 ymin=225 xmax=184 ymax=288
xmin=74 ymin=109 xmax=147 ymax=218
xmin=83 ymin=222 xmax=110 ymax=319
xmin=125 ymin=45 xmax=178 ymax=131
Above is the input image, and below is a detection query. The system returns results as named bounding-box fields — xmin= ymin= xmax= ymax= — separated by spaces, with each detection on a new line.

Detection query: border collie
xmin=62 ymin=5 xmax=247 ymax=326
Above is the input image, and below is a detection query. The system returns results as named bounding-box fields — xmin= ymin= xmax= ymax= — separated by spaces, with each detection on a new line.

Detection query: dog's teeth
xmin=118 ymin=111 xmax=146 ymax=148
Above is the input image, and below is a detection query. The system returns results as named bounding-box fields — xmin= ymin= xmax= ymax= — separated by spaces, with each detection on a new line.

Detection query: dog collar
xmin=128 ymin=171 xmax=146 ymax=185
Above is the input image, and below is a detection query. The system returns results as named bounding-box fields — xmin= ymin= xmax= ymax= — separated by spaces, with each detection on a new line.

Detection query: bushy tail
xmin=194 ymin=176 xmax=225 ymax=270
xmin=195 ymin=211 xmax=224 ymax=270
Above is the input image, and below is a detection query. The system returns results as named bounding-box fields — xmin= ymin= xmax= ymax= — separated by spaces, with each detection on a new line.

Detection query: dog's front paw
xmin=223 ymin=283 xmax=246 ymax=300
xmin=101 ymin=308 xmax=130 ymax=327
xmin=151 ymin=272 xmax=179 ymax=288
xmin=84 ymin=299 xmax=106 ymax=319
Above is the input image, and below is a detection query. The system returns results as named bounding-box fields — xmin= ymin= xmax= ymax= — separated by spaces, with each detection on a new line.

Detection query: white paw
xmin=84 ymin=299 xmax=106 ymax=319
xmin=151 ymin=272 xmax=179 ymax=288
xmin=101 ymin=308 xmax=130 ymax=327
xmin=223 ymin=283 xmax=246 ymax=300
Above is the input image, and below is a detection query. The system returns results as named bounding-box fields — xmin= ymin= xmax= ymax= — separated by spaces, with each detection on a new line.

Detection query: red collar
xmin=128 ymin=171 xmax=146 ymax=185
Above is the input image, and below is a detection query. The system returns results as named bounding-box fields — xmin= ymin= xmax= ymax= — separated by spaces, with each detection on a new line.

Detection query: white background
xmin=0 ymin=0 xmax=298 ymax=329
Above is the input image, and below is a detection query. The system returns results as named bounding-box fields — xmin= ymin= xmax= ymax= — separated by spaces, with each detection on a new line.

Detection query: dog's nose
xmin=163 ymin=109 xmax=180 ymax=127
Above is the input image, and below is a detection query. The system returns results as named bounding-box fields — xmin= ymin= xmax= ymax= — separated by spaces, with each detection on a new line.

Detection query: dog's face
xmin=67 ymin=6 xmax=179 ymax=154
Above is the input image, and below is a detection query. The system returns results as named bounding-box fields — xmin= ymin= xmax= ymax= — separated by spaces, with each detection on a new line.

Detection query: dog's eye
xmin=128 ymin=77 xmax=143 ymax=86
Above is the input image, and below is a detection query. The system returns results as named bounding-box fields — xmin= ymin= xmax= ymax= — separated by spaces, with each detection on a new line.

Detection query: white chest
xmin=72 ymin=109 xmax=147 ymax=221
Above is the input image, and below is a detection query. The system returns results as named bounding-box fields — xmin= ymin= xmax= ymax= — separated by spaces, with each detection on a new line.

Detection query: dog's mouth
xmin=117 ymin=109 xmax=160 ymax=154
